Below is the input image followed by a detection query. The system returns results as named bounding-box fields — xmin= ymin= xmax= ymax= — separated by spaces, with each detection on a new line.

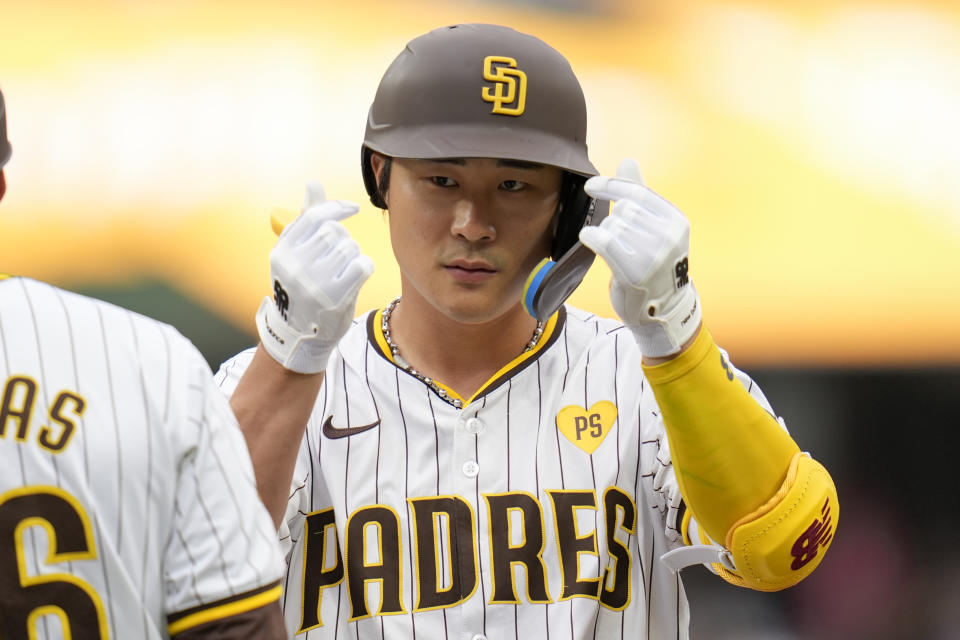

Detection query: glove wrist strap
xmin=634 ymin=285 xmax=702 ymax=358
xmin=256 ymin=297 xmax=333 ymax=374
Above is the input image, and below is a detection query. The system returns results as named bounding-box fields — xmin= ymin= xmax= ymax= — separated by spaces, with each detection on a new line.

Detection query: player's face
xmin=376 ymin=156 xmax=562 ymax=324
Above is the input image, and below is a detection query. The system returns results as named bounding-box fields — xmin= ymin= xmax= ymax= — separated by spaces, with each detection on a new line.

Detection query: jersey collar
xmin=366 ymin=305 xmax=566 ymax=409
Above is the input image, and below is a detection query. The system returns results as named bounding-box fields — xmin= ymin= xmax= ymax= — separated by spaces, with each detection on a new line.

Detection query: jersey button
xmin=462 ymin=461 xmax=480 ymax=478
xmin=471 ymin=635 xmax=487 ymax=640
xmin=464 ymin=417 xmax=485 ymax=434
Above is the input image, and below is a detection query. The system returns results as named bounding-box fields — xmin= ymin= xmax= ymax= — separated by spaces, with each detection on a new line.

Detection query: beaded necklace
xmin=380 ymin=297 xmax=545 ymax=409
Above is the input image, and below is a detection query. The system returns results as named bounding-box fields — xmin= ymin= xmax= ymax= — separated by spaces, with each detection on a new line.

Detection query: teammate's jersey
xmin=218 ymin=305 xmax=779 ymax=639
xmin=0 ymin=277 xmax=284 ymax=639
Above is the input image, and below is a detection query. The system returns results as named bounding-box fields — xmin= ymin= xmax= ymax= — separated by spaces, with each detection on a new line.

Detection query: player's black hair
xmin=376 ymin=156 xmax=392 ymax=208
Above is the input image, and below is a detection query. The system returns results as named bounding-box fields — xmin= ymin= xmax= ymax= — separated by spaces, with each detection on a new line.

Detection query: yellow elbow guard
xmin=723 ymin=452 xmax=838 ymax=591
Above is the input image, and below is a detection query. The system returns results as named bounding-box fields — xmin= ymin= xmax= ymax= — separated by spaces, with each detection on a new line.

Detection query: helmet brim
xmin=364 ymin=121 xmax=597 ymax=177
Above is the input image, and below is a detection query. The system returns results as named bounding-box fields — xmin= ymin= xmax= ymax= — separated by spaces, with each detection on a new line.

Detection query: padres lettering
xmin=481 ymin=56 xmax=527 ymax=116
xmin=298 ymin=487 xmax=636 ymax=629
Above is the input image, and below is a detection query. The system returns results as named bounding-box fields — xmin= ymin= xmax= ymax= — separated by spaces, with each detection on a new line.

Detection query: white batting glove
xmin=256 ymin=181 xmax=375 ymax=374
xmin=579 ymin=159 xmax=702 ymax=358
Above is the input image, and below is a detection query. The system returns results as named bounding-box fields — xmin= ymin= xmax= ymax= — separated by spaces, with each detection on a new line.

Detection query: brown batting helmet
xmin=360 ymin=24 xmax=609 ymax=319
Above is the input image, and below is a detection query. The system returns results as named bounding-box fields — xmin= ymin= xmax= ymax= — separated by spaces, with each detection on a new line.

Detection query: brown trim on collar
xmin=365 ymin=305 xmax=567 ymax=408
xmin=469 ymin=306 xmax=566 ymax=403
xmin=366 ymin=308 xmax=392 ymax=364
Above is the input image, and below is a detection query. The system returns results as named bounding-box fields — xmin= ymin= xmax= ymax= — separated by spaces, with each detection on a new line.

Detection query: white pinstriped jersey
xmin=218 ymin=305 xmax=779 ymax=639
xmin=0 ymin=277 xmax=284 ymax=639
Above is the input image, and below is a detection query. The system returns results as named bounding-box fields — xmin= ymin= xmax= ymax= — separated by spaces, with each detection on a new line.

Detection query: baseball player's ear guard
xmin=522 ymin=244 xmax=595 ymax=321
xmin=523 ymin=174 xmax=609 ymax=321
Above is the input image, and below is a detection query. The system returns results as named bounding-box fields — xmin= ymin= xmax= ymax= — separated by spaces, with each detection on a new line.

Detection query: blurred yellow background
xmin=2 ymin=0 xmax=959 ymax=366
xmin=5 ymin=4 xmax=960 ymax=638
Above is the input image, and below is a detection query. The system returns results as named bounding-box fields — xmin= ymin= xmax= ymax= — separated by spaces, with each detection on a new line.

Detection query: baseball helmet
xmin=360 ymin=24 xmax=609 ymax=321
xmin=0 ymin=87 xmax=10 ymax=169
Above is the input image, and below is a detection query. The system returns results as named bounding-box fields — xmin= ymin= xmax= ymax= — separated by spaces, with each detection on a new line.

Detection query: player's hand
xmin=579 ymin=159 xmax=701 ymax=358
xmin=256 ymin=181 xmax=375 ymax=373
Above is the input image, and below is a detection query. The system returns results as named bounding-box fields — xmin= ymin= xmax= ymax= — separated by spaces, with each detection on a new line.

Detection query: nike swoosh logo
xmin=322 ymin=416 xmax=381 ymax=439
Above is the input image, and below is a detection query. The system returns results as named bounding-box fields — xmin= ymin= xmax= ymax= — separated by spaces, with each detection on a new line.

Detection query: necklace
xmin=381 ymin=297 xmax=544 ymax=409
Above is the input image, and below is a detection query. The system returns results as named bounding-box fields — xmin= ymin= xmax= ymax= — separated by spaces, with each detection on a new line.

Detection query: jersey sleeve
xmin=215 ymin=347 xmax=315 ymax=562
xmin=164 ymin=346 xmax=285 ymax=639
xmin=278 ymin=435 xmax=313 ymax=561
xmin=213 ymin=347 xmax=257 ymax=396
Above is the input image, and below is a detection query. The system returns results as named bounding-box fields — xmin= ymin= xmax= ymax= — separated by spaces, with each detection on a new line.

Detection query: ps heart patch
xmin=556 ymin=401 xmax=618 ymax=455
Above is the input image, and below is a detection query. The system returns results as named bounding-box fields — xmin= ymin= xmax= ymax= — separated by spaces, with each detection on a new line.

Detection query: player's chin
xmin=435 ymin=281 xmax=523 ymax=324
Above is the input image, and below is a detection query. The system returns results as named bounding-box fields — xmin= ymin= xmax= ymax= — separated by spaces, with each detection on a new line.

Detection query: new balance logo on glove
xmin=674 ymin=258 xmax=689 ymax=289
xmin=274 ymin=280 xmax=290 ymax=321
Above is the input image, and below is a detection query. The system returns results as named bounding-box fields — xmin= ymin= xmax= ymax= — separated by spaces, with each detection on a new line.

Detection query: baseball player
xmin=219 ymin=24 xmax=838 ymax=638
xmin=0 ymin=87 xmax=286 ymax=638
